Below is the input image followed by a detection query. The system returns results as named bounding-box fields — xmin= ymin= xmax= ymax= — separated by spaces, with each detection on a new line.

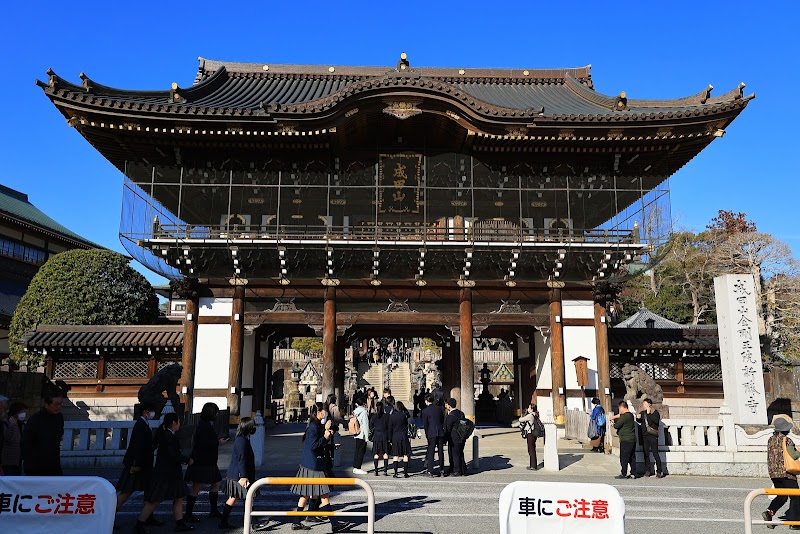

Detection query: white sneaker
xmin=352 ymin=468 xmax=368 ymax=475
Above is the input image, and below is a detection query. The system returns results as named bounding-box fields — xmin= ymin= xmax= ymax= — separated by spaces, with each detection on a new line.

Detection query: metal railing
xmin=142 ymin=222 xmax=637 ymax=245
xmin=743 ymin=487 xmax=800 ymax=533
xmin=243 ymin=477 xmax=375 ymax=534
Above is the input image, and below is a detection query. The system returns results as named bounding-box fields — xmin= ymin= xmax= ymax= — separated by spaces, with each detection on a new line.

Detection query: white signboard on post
xmin=714 ymin=274 xmax=768 ymax=425
xmin=0 ymin=476 xmax=116 ymax=534
xmin=499 ymin=481 xmax=625 ymax=534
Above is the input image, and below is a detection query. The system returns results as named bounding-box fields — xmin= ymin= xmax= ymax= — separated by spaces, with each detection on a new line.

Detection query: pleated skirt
xmin=391 ymin=438 xmax=412 ymax=457
xmin=144 ymin=473 xmax=188 ymax=502
xmin=290 ymin=465 xmax=330 ymax=497
xmin=223 ymin=477 xmax=249 ymax=500
xmin=184 ymin=462 xmax=222 ymax=484
xmin=116 ymin=466 xmax=151 ymax=493
xmin=372 ymin=438 xmax=390 ymax=456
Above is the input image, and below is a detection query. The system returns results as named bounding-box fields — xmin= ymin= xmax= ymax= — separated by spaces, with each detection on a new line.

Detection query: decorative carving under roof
xmin=268 ymin=298 xmax=305 ymax=313
xmin=493 ymin=362 xmax=515 ymax=382
xmin=379 ymin=300 xmax=416 ymax=313
xmin=299 ymin=360 xmax=321 ymax=385
xmin=382 ymin=99 xmax=423 ymax=120
xmin=491 ymin=300 xmax=527 ymax=314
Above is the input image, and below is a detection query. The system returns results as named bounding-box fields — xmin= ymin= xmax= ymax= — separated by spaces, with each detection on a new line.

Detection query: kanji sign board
xmin=0 ymin=476 xmax=115 ymax=533
xmin=499 ymin=481 xmax=625 ymax=533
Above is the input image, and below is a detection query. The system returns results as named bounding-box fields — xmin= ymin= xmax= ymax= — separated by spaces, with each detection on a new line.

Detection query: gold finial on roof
xmin=171 ymin=82 xmax=179 ymax=90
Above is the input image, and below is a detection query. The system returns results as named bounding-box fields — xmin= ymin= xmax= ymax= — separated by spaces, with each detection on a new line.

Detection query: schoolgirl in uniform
xmin=184 ymin=402 xmax=226 ymax=521
xmin=370 ymin=402 xmax=390 ymax=476
xmin=218 ymin=417 xmax=257 ymax=529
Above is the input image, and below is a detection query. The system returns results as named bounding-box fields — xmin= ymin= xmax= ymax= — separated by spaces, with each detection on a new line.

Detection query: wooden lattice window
xmin=106 ymin=359 xmax=149 ymax=378
xmin=53 ymin=360 xmax=97 ymax=379
xmin=683 ymin=362 xmax=722 ymax=381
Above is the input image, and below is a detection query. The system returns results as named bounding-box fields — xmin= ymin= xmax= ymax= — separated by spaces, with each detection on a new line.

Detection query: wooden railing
xmin=565 ymin=408 xmax=592 ymax=442
xmin=144 ymin=222 xmax=637 ymax=245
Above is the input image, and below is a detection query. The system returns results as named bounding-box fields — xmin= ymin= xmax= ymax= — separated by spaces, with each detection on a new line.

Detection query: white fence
xmin=565 ymin=409 xmax=591 ymax=442
xmin=60 ymin=409 xmax=266 ymax=469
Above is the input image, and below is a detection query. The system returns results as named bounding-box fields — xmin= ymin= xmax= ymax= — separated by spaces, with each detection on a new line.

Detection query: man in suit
xmin=21 ymin=389 xmax=64 ymax=476
xmin=444 ymin=398 xmax=466 ymax=477
xmin=421 ymin=393 xmax=445 ymax=476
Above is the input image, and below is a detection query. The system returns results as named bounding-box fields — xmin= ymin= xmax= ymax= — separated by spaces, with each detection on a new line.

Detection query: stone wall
xmin=663 ymin=397 xmax=723 ymax=419
xmin=62 ymin=397 xmax=137 ymax=421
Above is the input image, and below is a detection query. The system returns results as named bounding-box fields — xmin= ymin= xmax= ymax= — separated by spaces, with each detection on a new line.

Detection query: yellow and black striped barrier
xmin=744 ymin=487 xmax=800 ymax=533
xmin=244 ymin=477 xmax=375 ymax=534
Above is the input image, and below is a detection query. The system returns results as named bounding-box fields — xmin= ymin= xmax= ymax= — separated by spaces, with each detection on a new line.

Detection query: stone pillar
xmin=460 ymin=289 xmax=475 ymax=421
xmin=322 ymin=287 xmax=336 ymax=400
xmin=594 ymin=302 xmax=611 ymax=416
xmin=228 ymin=285 xmax=245 ymax=415
xmin=549 ymin=288 xmax=566 ymax=422
xmin=180 ymin=294 xmax=199 ymax=414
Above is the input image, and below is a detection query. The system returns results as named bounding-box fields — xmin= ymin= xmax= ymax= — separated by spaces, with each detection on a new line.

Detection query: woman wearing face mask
xmin=1 ymin=401 xmax=27 ymax=475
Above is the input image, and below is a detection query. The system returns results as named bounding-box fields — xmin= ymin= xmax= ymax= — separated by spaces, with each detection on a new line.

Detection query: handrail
xmin=138 ymin=222 xmax=637 ymax=245
xmin=243 ymin=476 xmax=375 ymax=534
xmin=743 ymin=487 xmax=800 ymax=533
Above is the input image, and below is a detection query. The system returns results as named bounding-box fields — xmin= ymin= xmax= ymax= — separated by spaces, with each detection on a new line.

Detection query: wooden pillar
xmin=676 ymin=359 xmax=685 ymax=394
xmin=180 ymin=294 xmax=199 ymax=414
xmin=460 ymin=288 xmax=475 ymax=421
xmin=334 ymin=337 xmax=346 ymax=407
xmin=594 ymin=302 xmax=611 ymax=416
xmin=549 ymin=288 xmax=566 ymax=422
xmin=322 ymin=288 xmax=336 ymax=400
xmin=228 ymin=285 xmax=245 ymax=416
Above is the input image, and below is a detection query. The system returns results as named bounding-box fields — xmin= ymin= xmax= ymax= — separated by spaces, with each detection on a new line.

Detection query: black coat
xmin=388 ymin=409 xmax=409 ymax=443
xmin=190 ymin=419 xmax=219 ymax=466
xmin=370 ymin=413 xmax=389 ymax=441
xmin=421 ymin=404 xmax=445 ymax=438
xmin=444 ymin=408 xmax=465 ymax=443
xmin=123 ymin=417 xmax=154 ymax=469
xmin=153 ymin=429 xmax=188 ymax=480
xmin=227 ymin=435 xmax=256 ymax=481
xmin=21 ymin=408 xmax=64 ymax=474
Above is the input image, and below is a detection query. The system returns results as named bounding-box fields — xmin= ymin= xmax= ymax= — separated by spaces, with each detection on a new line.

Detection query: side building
xmin=0 ymin=184 xmax=97 ymax=357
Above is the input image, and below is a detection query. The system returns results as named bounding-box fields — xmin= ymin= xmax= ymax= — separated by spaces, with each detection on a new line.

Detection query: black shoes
xmin=209 ymin=509 xmax=222 ymax=519
xmin=291 ymin=522 xmax=311 ymax=530
xmin=134 ymin=521 xmax=151 ymax=534
xmin=614 ymin=474 xmax=628 ymax=479
xmin=642 ymin=471 xmax=652 ymax=477
xmin=145 ymin=516 xmax=165 ymax=527
xmin=763 ymin=510 xmax=775 ymax=529
xmin=656 ymin=472 xmax=666 ymax=478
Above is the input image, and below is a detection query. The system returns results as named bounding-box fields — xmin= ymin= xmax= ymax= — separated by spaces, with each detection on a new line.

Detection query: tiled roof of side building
xmin=19 ymin=324 xmax=184 ymax=350
xmin=0 ymin=184 xmax=98 ymax=249
xmin=613 ymin=307 xmax=684 ymax=329
xmin=38 ymin=57 xmax=753 ymax=121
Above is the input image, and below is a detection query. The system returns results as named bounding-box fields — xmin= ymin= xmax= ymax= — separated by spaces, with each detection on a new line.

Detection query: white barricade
xmin=499 ymin=481 xmax=624 ymax=534
xmin=0 ymin=476 xmax=116 ymax=534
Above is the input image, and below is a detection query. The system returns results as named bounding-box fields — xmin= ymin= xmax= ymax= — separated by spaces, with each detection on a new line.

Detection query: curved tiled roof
xmin=20 ymin=324 xmax=183 ymax=350
xmin=38 ymin=57 xmax=753 ymax=123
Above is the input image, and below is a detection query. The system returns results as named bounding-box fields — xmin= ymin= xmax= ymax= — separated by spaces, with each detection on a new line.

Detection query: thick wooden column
xmin=228 ymin=285 xmax=245 ymax=416
xmin=594 ymin=302 xmax=611 ymax=416
xmin=322 ymin=288 xmax=336 ymax=400
xmin=180 ymin=294 xmax=199 ymax=414
xmin=549 ymin=288 xmax=566 ymax=422
xmin=460 ymin=288 xmax=475 ymax=421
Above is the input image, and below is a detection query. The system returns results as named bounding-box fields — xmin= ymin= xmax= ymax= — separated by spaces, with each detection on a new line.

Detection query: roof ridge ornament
xmin=396 ymin=52 xmax=410 ymax=72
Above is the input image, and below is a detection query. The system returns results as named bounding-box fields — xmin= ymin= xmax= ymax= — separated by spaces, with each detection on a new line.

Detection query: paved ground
xmin=92 ymin=423 xmax=772 ymax=533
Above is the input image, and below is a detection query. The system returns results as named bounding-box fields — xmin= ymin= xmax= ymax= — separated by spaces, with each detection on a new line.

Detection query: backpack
xmin=520 ymin=420 xmax=531 ymax=439
xmin=455 ymin=418 xmax=475 ymax=443
xmin=597 ymin=411 xmax=607 ymax=427
xmin=407 ymin=419 xmax=418 ymax=439
xmin=531 ymin=416 xmax=545 ymax=438
xmin=348 ymin=415 xmax=360 ymax=435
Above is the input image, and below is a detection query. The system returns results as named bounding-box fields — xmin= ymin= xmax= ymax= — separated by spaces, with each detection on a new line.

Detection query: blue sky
xmin=1 ymin=1 xmax=797 ymax=286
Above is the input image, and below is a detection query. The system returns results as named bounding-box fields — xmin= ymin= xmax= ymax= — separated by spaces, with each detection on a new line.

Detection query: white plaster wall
xmin=193 ymin=396 xmax=227 ymax=413
xmin=563 ymin=325 xmax=598 ymax=389
xmin=534 ymin=329 xmax=552 ymax=390
xmin=194 ymin=324 xmax=231 ymax=391
xmin=561 ymin=300 xmax=595 ymax=319
xmin=199 ymin=297 xmax=233 ymax=317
